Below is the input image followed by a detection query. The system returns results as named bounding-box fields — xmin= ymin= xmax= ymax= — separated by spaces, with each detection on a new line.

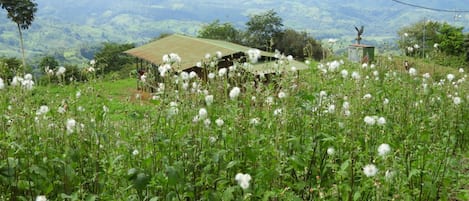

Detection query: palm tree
xmin=0 ymin=0 xmax=38 ymax=73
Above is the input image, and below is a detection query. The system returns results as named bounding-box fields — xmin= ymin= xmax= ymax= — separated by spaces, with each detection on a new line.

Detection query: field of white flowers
xmin=1 ymin=54 xmax=468 ymax=201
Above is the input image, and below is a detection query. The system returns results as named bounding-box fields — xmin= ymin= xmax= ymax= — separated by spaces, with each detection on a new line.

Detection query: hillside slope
xmin=0 ymin=0 xmax=467 ymax=63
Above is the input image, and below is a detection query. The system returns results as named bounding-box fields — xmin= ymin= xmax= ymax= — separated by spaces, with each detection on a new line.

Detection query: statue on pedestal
xmin=354 ymin=25 xmax=364 ymax=44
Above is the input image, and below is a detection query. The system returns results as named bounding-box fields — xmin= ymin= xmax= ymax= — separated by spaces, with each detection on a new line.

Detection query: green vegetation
xmin=0 ymin=53 xmax=468 ymax=200
xmin=198 ymin=10 xmax=324 ymax=61
xmin=0 ymin=0 xmax=38 ymax=71
xmin=398 ymin=20 xmax=467 ymax=68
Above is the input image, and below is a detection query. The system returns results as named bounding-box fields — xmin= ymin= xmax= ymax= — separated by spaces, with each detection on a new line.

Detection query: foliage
xmin=397 ymin=20 xmax=466 ymax=59
xmin=437 ymin=23 xmax=465 ymax=56
xmin=38 ymin=56 xmax=59 ymax=70
xmin=198 ymin=20 xmax=241 ymax=43
xmin=0 ymin=0 xmax=38 ymax=70
xmin=274 ymin=29 xmax=323 ymax=61
xmin=464 ymin=34 xmax=469 ymax=62
xmin=0 ymin=56 xmax=21 ymax=81
xmin=0 ymin=53 xmax=468 ymax=200
xmin=244 ymin=9 xmax=283 ymax=50
xmin=93 ymin=42 xmax=135 ymax=74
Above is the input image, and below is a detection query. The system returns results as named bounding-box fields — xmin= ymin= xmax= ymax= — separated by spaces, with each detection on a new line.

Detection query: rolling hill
xmin=0 ymin=0 xmax=468 ymax=64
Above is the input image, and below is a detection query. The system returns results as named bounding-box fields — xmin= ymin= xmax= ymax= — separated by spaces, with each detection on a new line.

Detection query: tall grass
xmin=0 ymin=56 xmax=468 ymax=201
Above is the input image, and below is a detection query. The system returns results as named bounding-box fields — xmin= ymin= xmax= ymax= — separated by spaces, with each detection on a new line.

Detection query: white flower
xmin=408 ymin=68 xmax=417 ymax=76
xmin=385 ymin=170 xmax=395 ymax=181
xmin=342 ymin=101 xmax=350 ymax=110
xmin=205 ymin=95 xmax=214 ymax=106
xmin=265 ymin=96 xmax=274 ymax=105
xmin=208 ymin=73 xmax=215 ymax=79
xmin=413 ymin=44 xmax=420 ymax=49
xmin=103 ymin=105 xmax=109 ymax=113
xmin=58 ymin=106 xmax=66 ymax=114
xmin=383 ymin=98 xmax=389 ymax=105
xmin=235 ymin=173 xmax=252 ymax=189
xmin=340 ymin=69 xmax=348 ymax=78
xmin=36 ymin=105 xmax=49 ymax=116
xmin=433 ymin=43 xmax=439 ymax=48
xmin=189 ymin=71 xmax=198 ymax=79
xmin=249 ymin=118 xmax=260 ymax=125
xmin=216 ymin=51 xmax=222 ymax=59
xmin=180 ymin=71 xmax=189 ymax=80
xmin=215 ymin=118 xmax=224 ymax=127
xmin=278 ymin=91 xmax=287 ymax=99
xmin=247 ymin=49 xmax=261 ymax=63
xmin=378 ymin=143 xmax=391 ymax=156
xmin=90 ymin=59 xmax=96 ymax=66
xmin=198 ymin=108 xmax=208 ymax=119
xmin=362 ymin=63 xmax=368 ymax=68
xmin=377 ymin=117 xmax=386 ymax=126
xmin=24 ymin=73 xmax=33 ymax=80
xmin=22 ymin=79 xmax=34 ymax=90
xmin=422 ymin=73 xmax=431 ymax=79
xmin=363 ymin=164 xmax=378 ymax=177
xmin=364 ymin=116 xmax=376 ymax=125
xmin=407 ymin=46 xmax=414 ymax=52
xmin=351 ymin=71 xmax=360 ymax=80
xmin=273 ymin=108 xmax=282 ymax=116
xmin=76 ymin=91 xmax=81 ymax=98
xmin=404 ymin=32 xmax=409 ymax=37
xmin=328 ymin=60 xmax=340 ymax=72
xmin=453 ymin=97 xmax=461 ymax=105
xmin=446 ymin=74 xmax=455 ymax=82
xmin=327 ymin=104 xmax=335 ymax=113
xmin=132 ymin=149 xmax=139 ymax=156
xmin=66 ymin=119 xmax=76 ymax=134
xmin=204 ymin=119 xmax=211 ymax=127
xmin=218 ymin=68 xmax=227 ymax=77
xmin=0 ymin=78 xmax=4 ymax=89
xmin=459 ymin=68 xmax=465 ymax=73
xmin=229 ymin=87 xmax=241 ymax=100
xmin=327 ymin=147 xmax=335 ymax=155
xmin=319 ymin=90 xmax=327 ymax=98
xmin=35 ymin=195 xmax=48 ymax=201
xmin=363 ymin=94 xmax=372 ymax=100
xmin=11 ymin=76 xmax=23 ymax=86
xmin=56 ymin=66 xmax=66 ymax=76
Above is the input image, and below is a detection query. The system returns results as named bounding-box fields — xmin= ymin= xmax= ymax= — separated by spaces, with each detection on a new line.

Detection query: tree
xmin=39 ymin=55 xmax=59 ymax=70
xmin=198 ymin=20 xmax=240 ymax=43
xmin=245 ymin=9 xmax=283 ymax=50
xmin=437 ymin=23 xmax=464 ymax=56
xmin=397 ymin=20 xmax=465 ymax=58
xmin=94 ymin=42 xmax=135 ymax=74
xmin=465 ymin=34 xmax=469 ymax=62
xmin=274 ymin=29 xmax=323 ymax=61
xmin=0 ymin=0 xmax=38 ymax=72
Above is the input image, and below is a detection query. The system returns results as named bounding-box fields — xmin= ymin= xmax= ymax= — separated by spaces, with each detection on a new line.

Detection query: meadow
xmin=0 ymin=54 xmax=468 ymax=201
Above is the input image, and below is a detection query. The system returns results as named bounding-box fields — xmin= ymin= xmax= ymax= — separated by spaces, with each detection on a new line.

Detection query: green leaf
xmin=353 ymin=191 xmax=361 ymax=201
xmin=222 ymin=186 xmax=235 ymax=201
xmin=226 ymin=161 xmax=238 ymax=169
xmin=133 ymin=172 xmax=150 ymax=191
xmin=85 ymin=194 xmax=97 ymax=201
xmin=166 ymin=166 xmax=180 ymax=186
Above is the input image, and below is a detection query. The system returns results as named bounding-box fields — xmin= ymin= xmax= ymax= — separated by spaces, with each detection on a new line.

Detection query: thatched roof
xmin=124 ymin=34 xmax=309 ymax=74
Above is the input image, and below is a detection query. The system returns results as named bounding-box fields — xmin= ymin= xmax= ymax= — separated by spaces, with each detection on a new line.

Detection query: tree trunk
xmin=17 ymin=23 xmax=27 ymax=73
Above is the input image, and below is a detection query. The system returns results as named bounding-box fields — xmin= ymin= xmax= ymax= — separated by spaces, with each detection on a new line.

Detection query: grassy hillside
xmin=1 ymin=54 xmax=468 ymax=200
xmin=1 ymin=0 xmax=468 ymax=65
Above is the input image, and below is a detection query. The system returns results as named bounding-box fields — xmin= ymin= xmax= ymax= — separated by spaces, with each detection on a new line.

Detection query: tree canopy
xmin=0 ymin=0 xmax=38 ymax=71
xmin=198 ymin=20 xmax=240 ymax=43
xmin=244 ymin=9 xmax=283 ymax=50
xmin=398 ymin=20 xmax=465 ymax=58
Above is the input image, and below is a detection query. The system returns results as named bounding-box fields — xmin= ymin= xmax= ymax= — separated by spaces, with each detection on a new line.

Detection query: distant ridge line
xmin=391 ymin=0 xmax=469 ymax=13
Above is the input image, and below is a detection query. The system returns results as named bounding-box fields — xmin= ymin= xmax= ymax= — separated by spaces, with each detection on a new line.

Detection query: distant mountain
xmin=0 ymin=0 xmax=468 ymax=64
